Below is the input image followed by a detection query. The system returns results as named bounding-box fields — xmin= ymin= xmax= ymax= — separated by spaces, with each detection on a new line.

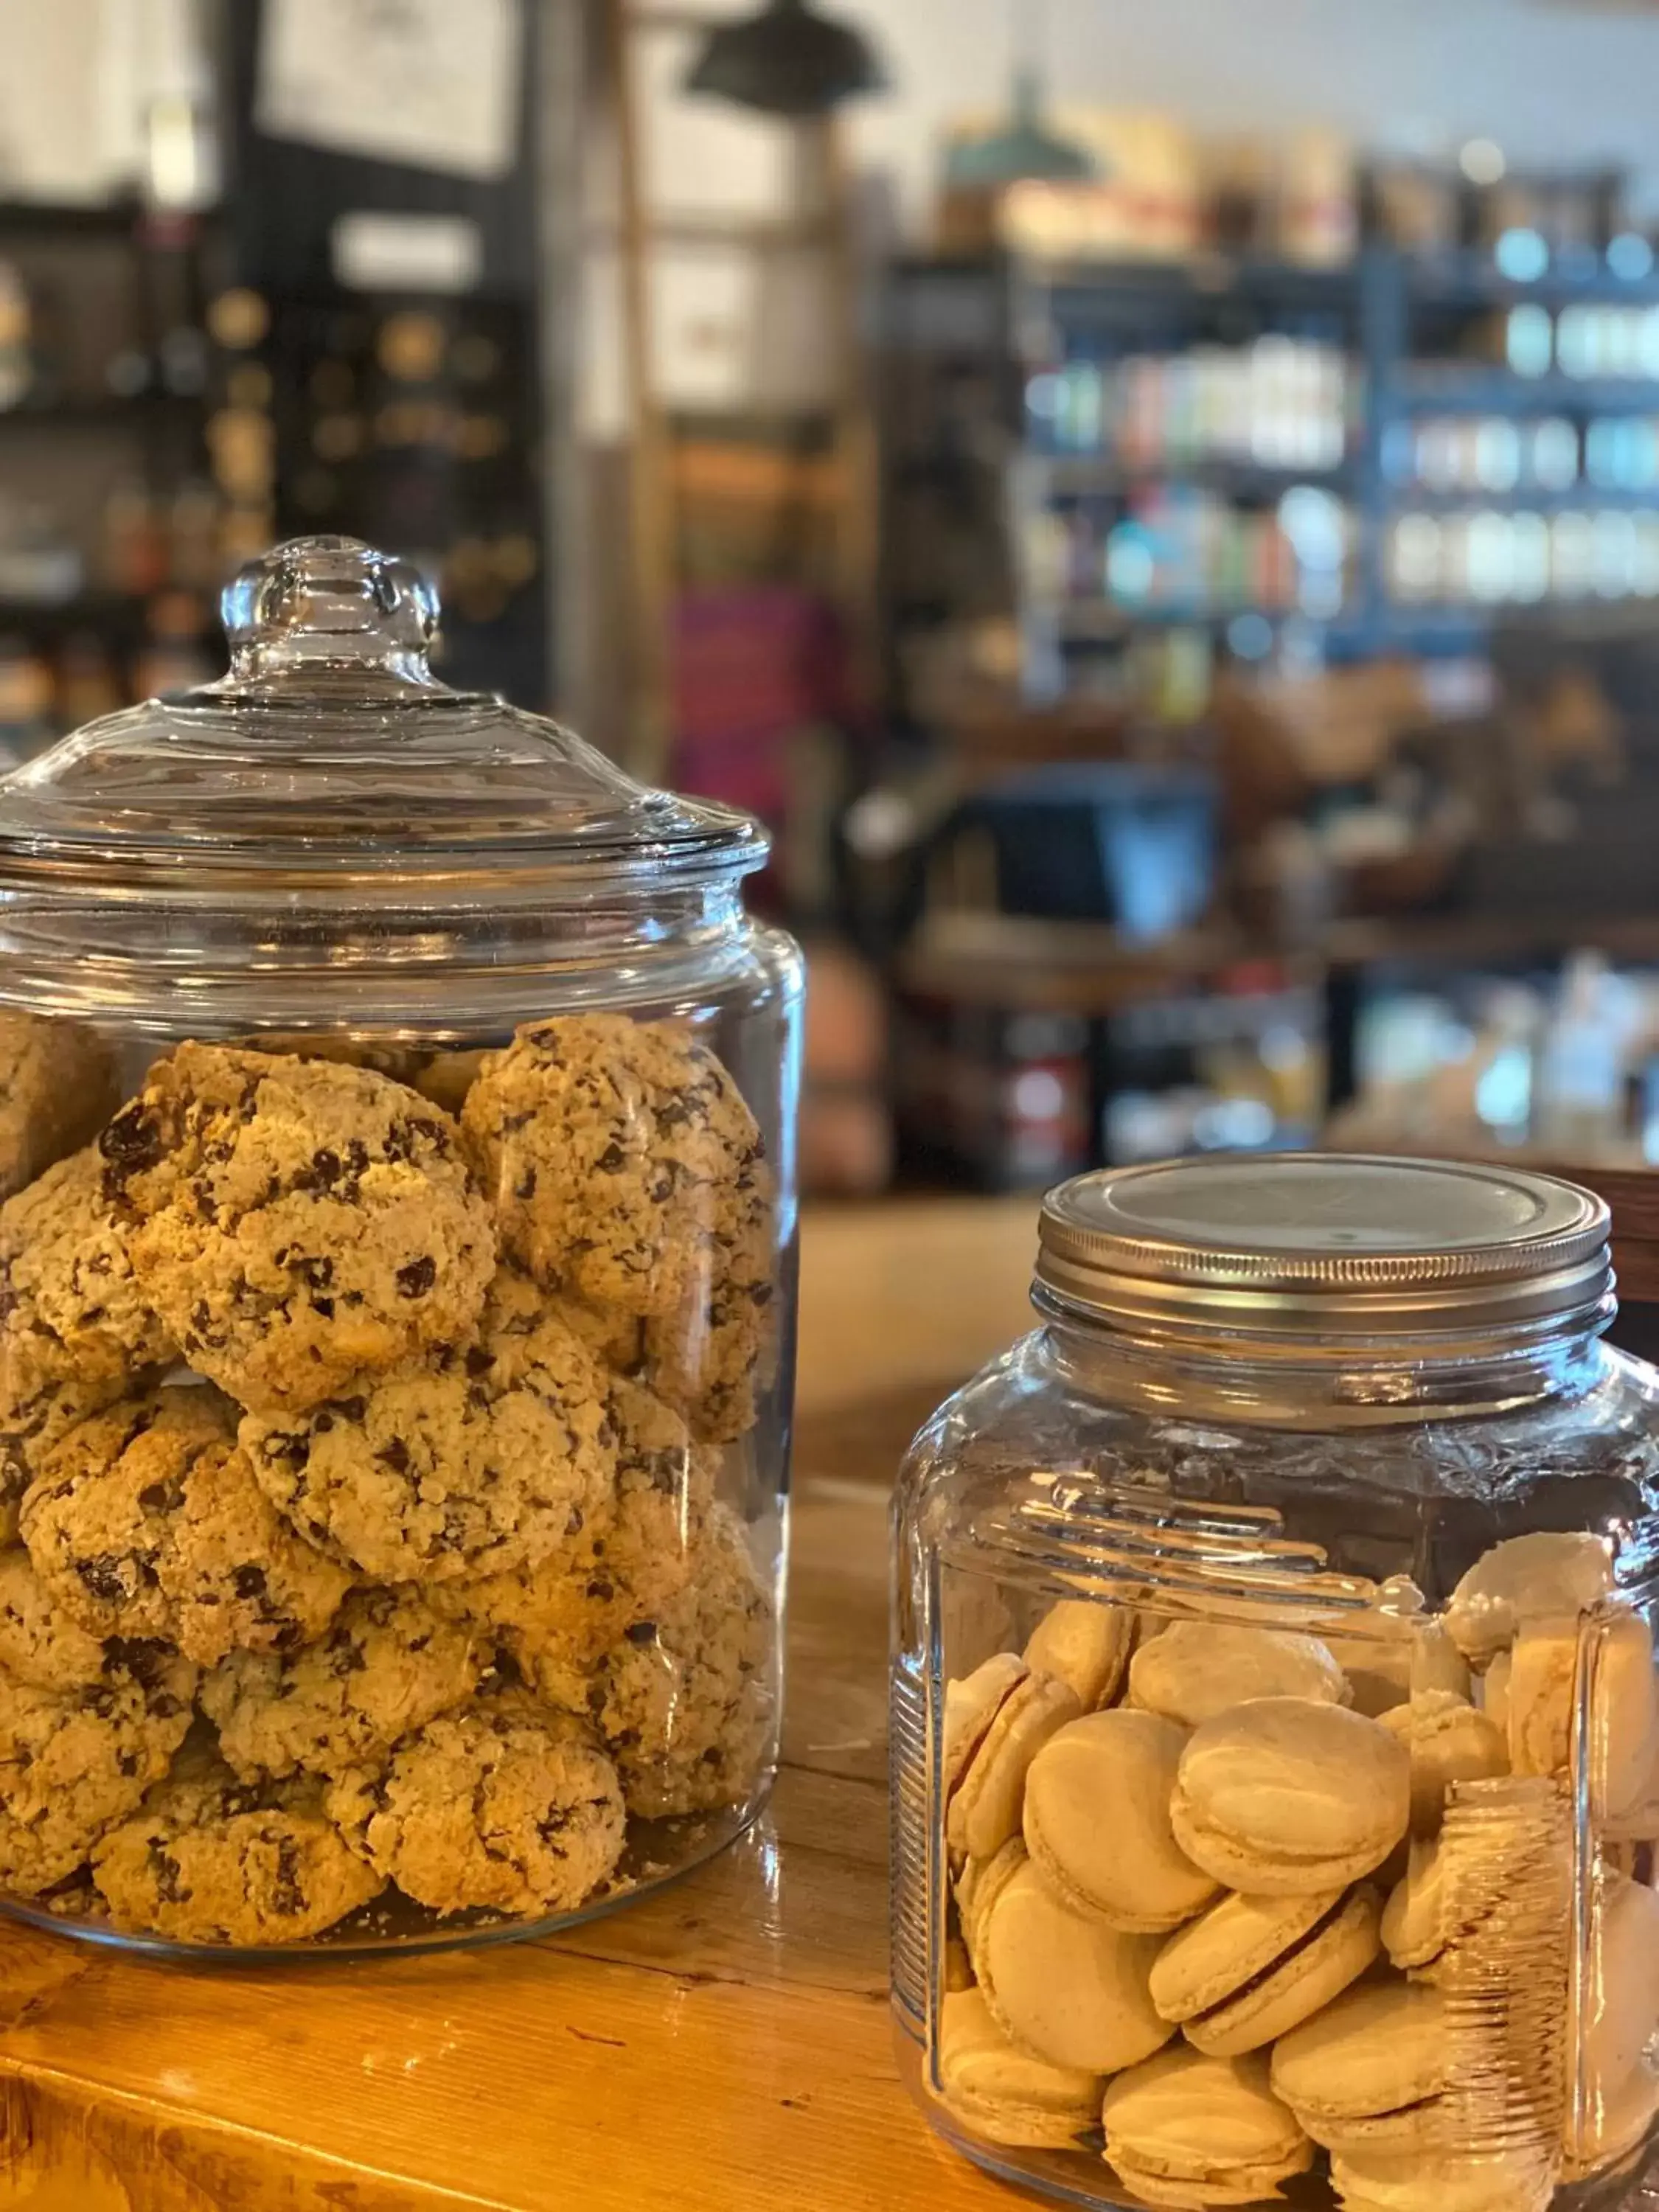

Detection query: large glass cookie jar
xmin=891 ymin=1155 xmax=1659 ymax=2211
xmin=0 ymin=535 xmax=801 ymax=1955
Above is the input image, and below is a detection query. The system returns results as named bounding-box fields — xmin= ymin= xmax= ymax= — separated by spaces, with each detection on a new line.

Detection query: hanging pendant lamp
xmin=683 ymin=0 xmax=885 ymax=117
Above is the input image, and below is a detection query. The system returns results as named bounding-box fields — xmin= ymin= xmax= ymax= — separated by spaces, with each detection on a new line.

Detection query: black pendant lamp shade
xmin=684 ymin=0 xmax=885 ymax=116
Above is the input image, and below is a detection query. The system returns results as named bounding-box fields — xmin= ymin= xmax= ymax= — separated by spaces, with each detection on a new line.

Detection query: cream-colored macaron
xmin=1023 ymin=1599 xmax=1135 ymax=1710
xmin=933 ymin=1986 xmax=1099 ymax=2151
xmin=1380 ymin=1830 xmax=1509 ymax=1977
xmin=1481 ymin=1647 xmax=1511 ymax=1731
xmin=1381 ymin=1834 xmax=1455 ymax=1973
xmin=978 ymin=1848 xmax=1171 ymax=2074
xmin=1576 ymin=1873 xmax=1659 ymax=2122
xmin=1342 ymin=1618 xmax=1470 ymax=1719
xmin=943 ymin=1652 xmax=1027 ymax=1798
xmin=1506 ymin=1604 xmax=1658 ymax=1826
xmin=1565 ymin=2050 xmax=1659 ymax=2180
xmin=1444 ymin=1531 xmax=1614 ymax=1666
xmin=1023 ymin=1708 xmax=1218 ymax=1933
xmin=1330 ymin=2144 xmax=1556 ymax=2212
xmin=1270 ymin=1980 xmax=1447 ymax=2151
xmin=1102 ymin=2046 xmax=1312 ymax=2206
xmin=1170 ymin=1697 xmax=1411 ymax=1895
xmin=1382 ymin=1775 xmax=1573 ymax=1984
xmin=954 ymin=1834 xmax=1026 ymax=1975
xmin=1380 ymin=1691 xmax=1509 ymax=1833
xmin=1148 ymin=1882 xmax=1380 ymax=2056
xmin=947 ymin=1666 xmax=1082 ymax=1864
xmin=1127 ymin=1621 xmax=1349 ymax=1730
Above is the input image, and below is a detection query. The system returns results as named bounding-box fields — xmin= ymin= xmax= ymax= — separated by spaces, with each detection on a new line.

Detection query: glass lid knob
xmin=219 ymin=535 xmax=442 ymax=687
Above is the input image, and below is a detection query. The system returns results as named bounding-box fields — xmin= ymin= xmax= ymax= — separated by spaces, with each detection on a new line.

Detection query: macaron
xmin=1381 ymin=1835 xmax=1454 ymax=1973
xmin=1330 ymin=2144 xmax=1556 ymax=2212
xmin=978 ymin=1848 xmax=1171 ymax=2073
xmin=954 ymin=1835 xmax=1026 ymax=1975
xmin=933 ymin=1986 xmax=1099 ymax=2152
xmin=1383 ymin=1776 xmax=1573 ymax=1981
xmin=1023 ymin=1708 xmax=1218 ymax=1933
xmin=1343 ymin=1619 xmax=1472 ymax=1721
xmin=1270 ymin=1980 xmax=1447 ymax=2151
xmin=947 ymin=1666 xmax=1081 ymax=1864
xmin=1481 ymin=1648 xmax=1511 ymax=1731
xmin=1576 ymin=1873 xmax=1659 ymax=2118
xmin=1102 ymin=2046 xmax=1312 ymax=2207
xmin=1507 ymin=1605 xmax=1658 ymax=1822
xmin=1127 ymin=1621 xmax=1348 ymax=1730
xmin=1148 ymin=1882 xmax=1381 ymax=2056
xmin=1380 ymin=1691 xmax=1509 ymax=1833
xmin=1565 ymin=2049 xmax=1659 ymax=2180
xmin=1171 ymin=1697 xmax=1411 ymax=1896
xmin=943 ymin=1652 xmax=1028 ymax=1799
xmin=1023 ymin=1599 xmax=1135 ymax=1710
xmin=1444 ymin=1531 xmax=1614 ymax=1666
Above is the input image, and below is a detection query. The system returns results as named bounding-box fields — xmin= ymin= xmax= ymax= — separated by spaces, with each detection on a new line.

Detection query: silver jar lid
xmin=1036 ymin=1155 xmax=1612 ymax=1348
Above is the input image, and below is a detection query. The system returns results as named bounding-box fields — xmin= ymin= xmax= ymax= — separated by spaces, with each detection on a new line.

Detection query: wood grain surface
xmin=0 ymin=1198 xmax=1040 ymax=2212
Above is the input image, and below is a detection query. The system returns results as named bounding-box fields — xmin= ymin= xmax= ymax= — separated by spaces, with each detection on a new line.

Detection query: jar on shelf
xmin=0 ymin=535 xmax=801 ymax=1956
xmin=891 ymin=1154 xmax=1659 ymax=2211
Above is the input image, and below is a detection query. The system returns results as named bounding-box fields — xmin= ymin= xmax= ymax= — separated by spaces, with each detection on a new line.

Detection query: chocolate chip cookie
xmin=201 ymin=1585 xmax=480 ymax=1780
xmin=91 ymin=1750 xmax=384 ymax=1944
xmin=0 ymin=1012 xmax=119 ymax=1204
xmin=597 ymin=1502 xmax=773 ymax=1820
xmin=238 ymin=1303 xmax=616 ymax=1585
xmin=642 ymin=1152 xmax=779 ymax=1444
xmin=0 ymin=1545 xmax=112 ymax=1688
xmin=428 ymin=1366 xmax=711 ymax=1706
xmin=0 ymin=1147 xmax=177 ymax=1543
xmin=326 ymin=1695 xmax=626 ymax=1917
xmin=21 ymin=1385 xmax=353 ymax=1665
xmin=100 ymin=1044 xmax=495 ymax=1413
xmin=460 ymin=1015 xmax=759 ymax=1319
xmin=484 ymin=1262 xmax=643 ymax=1382
xmin=0 ymin=1651 xmax=196 ymax=1890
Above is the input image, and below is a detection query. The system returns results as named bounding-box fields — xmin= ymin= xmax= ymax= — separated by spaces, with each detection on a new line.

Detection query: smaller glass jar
xmin=0 ymin=536 xmax=801 ymax=1957
xmin=891 ymin=1154 xmax=1659 ymax=2211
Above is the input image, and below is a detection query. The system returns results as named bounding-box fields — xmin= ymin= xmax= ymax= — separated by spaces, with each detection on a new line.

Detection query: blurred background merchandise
xmin=13 ymin=0 xmax=1659 ymax=1189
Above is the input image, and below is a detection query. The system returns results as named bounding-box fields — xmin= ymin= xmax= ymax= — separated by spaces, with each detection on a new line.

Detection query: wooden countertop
xmin=0 ymin=1198 xmax=1038 ymax=2211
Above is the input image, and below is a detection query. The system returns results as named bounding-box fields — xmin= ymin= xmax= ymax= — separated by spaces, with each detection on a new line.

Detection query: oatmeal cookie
xmin=0 ymin=1012 xmax=119 ymax=1204
xmin=239 ymin=1304 xmax=616 ymax=1585
xmin=91 ymin=1750 xmax=383 ymax=1944
xmin=642 ymin=1153 xmax=779 ymax=1444
xmin=0 ymin=1147 xmax=177 ymax=1543
xmin=100 ymin=1044 xmax=495 ymax=1412
xmin=484 ymin=1262 xmax=643 ymax=1380
xmin=428 ymin=1366 xmax=711 ymax=1705
xmin=597 ymin=1502 xmax=773 ymax=1820
xmin=0 ymin=1545 xmax=113 ymax=1688
xmin=21 ymin=1386 xmax=352 ymax=1665
xmin=326 ymin=1695 xmax=625 ymax=1916
xmin=0 ymin=1650 xmax=196 ymax=1891
xmin=460 ymin=1015 xmax=759 ymax=1318
xmin=201 ymin=1585 xmax=480 ymax=1780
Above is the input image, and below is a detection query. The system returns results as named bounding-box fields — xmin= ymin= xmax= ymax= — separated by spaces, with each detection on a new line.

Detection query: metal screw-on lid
xmin=1036 ymin=1155 xmax=1612 ymax=1348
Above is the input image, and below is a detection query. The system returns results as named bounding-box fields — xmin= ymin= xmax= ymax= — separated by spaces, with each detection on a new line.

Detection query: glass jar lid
xmin=1036 ymin=1154 xmax=1613 ymax=1348
xmin=0 ymin=538 xmax=768 ymax=1034
xmin=0 ymin=535 xmax=764 ymax=892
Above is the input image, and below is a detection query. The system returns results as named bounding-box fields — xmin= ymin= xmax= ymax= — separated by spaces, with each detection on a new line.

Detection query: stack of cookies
xmin=0 ymin=1010 xmax=777 ymax=1946
xmin=935 ymin=1551 xmax=1659 ymax=2211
